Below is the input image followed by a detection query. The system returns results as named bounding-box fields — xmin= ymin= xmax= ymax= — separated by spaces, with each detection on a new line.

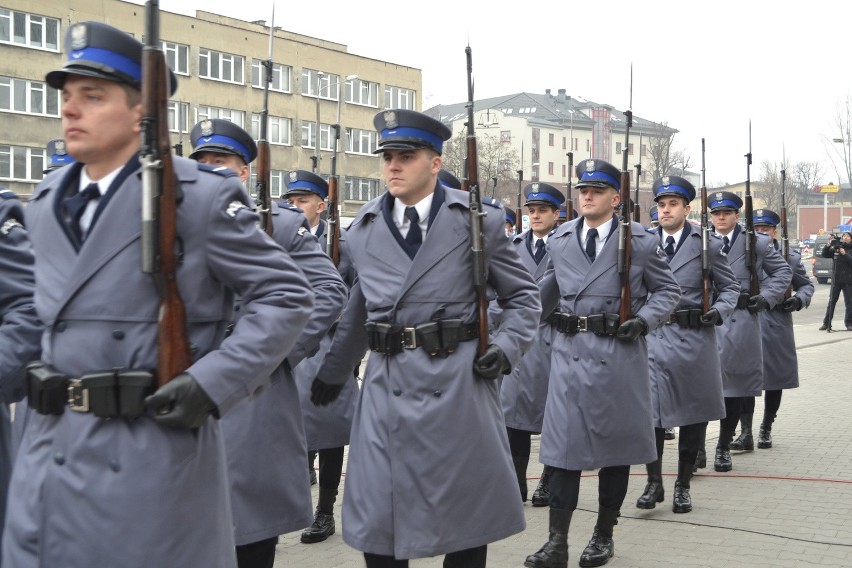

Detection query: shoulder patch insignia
xmin=297 ymin=226 xmax=308 ymax=237
xmin=226 ymin=200 xmax=248 ymax=218
xmin=482 ymin=198 xmax=501 ymax=210
xmin=1 ymin=218 xmax=22 ymax=235
xmin=198 ymin=163 xmax=237 ymax=178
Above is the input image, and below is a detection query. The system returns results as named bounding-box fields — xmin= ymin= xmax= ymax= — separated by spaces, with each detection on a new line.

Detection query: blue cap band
xmin=656 ymin=184 xmax=692 ymax=201
xmin=69 ymin=46 xmax=142 ymax=83
xmin=753 ymin=215 xmax=777 ymax=225
xmin=711 ymin=199 xmax=740 ymax=210
xmin=195 ymin=134 xmax=252 ymax=164
xmin=51 ymin=154 xmax=74 ymax=165
xmin=287 ymin=180 xmax=327 ymax=198
xmin=381 ymin=126 xmax=445 ymax=154
xmin=579 ymin=170 xmax=620 ymax=189
xmin=526 ymin=192 xmax=562 ymax=207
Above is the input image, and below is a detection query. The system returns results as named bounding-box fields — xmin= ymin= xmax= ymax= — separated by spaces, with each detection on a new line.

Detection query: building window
xmin=301 ymin=69 xmax=323 ymax=97
xmin=302 ymin=121 xmax=334 ymax=151
xmin=0 ymin=76 xmax=59 ymax=117
xmin=628 ymin=143 xmax=634 ymax=156
xmin=615 ymin=142 xmax=622 ymax=155
xmin=562 ymin=164 xmax=566 ymax=178
xmin=347 ymin=78 xmax=378 ymax=107
xmin=548 ymin=162 xmax=554 ymax=175
xmin=344 ymin=176 xmax=381 ymax=201
xmin=562 ymin=137 xmax=566 ymax=150
xmin=168 ymin=101 xmax=190 ymax=133
xmin=249 ymin=169 xmax=285 ymax=198
xmin=384 ymin=86 xmax=416 ymax=110
xmin=346 ymin=128 xmax=377 ymax=155
xmin=641 ymin=144 xmax=646 ymax=157
xmin=0 ymin=144 xmax=44 ymax=181
xmin=301 ymin=70 xmax=340 ymax=99
xmin=199 ymin=48 xmax=244 ymax=84
xmin=162 ymin=41 xmax=189 ymax=75
xmin=251 ymin=114 xmax=291 ymax=145
xmin=196 ymin=105 xmax=244 ymax=128
xmin=251 ymin=61 xmax=291 ymax=93
xmin=0 ymin=9 xmax=59 ymax=51
xmin=548 ymin=133 xmax=555 ymax=147
xmin=586 ymin=139 xmax=590 ymax=152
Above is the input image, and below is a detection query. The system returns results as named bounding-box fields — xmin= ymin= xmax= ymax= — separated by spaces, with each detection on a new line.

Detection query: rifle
xmin=140 ymin=0 xmax=192 ymax=387
xmin=780 ymin=154 xmax=791 ymax=300
xmin=463 ymin=46 xmax=489 ymax=357
xmin=744 ymin=121 xmax=759 ymax=295
xmin=565 ymin=151 xmax=574 ymax=220
xmin=617 ymin=66 xmax=634 ymax=324
xmin=633 ymin=132 xmax=642 ymax=222
xmin=700 ymin=138 xmax=711 ymax=312
xmin=254 ymin=4 xmax=275 ymax=236
xmin=326 ymin=77 xmax=343 ymax=266
xmin=515 ymin=143 xmax=523 ymax=235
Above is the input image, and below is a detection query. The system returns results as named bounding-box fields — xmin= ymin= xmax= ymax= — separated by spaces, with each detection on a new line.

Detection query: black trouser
xmin=507 ymin=427 xmax=533 ymax=460
xmin=720 ymin=397 xmax=744 ymax=432
xmin=742 ymin=396 xmax=755 ymax=414
xmin=764 ymin=390 xmax=782 ymax=416
xmin=236 ymin=537 xmax=277 ymax=568
xmin=823 ymin=281 xmax=852 ymax=327
xmin=317 ymin=446 xmax=345 ymax=492
xmin=549 ymin=465 xmax=630 ymax=512
xmin=364 ymin=545 xmax=487 ymax=568
xmin=653 ymin=424 xmax=702 ymax=466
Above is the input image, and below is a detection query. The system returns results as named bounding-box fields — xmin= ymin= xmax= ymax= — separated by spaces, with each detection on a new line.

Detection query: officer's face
xmin=61 ymin=76 xmax=142 ymax=177
xmin=527 ymin=204 xmax=559 ymax=236
xmin=287 ymin=194 xmax=326 ymax=227
xmin=194 ymin=152 xmax=249 ymax=182
xmin=656 ymin=197 xmax=691 ymax=232
xmin=755 ymin=225 xmax=777 ymax=238
xmin=381 ymin=149 xmax=441 ymax=206
xmin=710 ymin=209 xmax=739 ymax=233
xmin=578 ymin=186 xmax=619 ymax=224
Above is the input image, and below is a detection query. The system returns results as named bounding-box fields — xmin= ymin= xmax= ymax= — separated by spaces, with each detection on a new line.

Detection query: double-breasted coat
xmin=295 ymin=218 xmax=359 ymax=451
xmin=538 ymin=217 xmax=681 ymax=471
xmin=315 ymin=184 xmax=541 ymax=559
xmin=222 ymin=202 xmax=347 ymax=546
xmin=2 ymin=157 xmax=313 ymax=567
xmin=759 ymin=245 xmax=813 ymax=390
xmin=714 ymin=226 xmax=792 ymax=398
xmin=500 ymin=229 xmax=554 ymax=433
xmin=646 ymin=225 xmax=739 ymax=428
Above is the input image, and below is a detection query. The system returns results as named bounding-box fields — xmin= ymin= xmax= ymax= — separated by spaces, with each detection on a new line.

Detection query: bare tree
xmin=791 ymin=160 xmax=825 ymax=206
xmin=758 ymin=158 xmax=800 ymax=232
xmin=646 ymin=121 xmax=692 ymax=180
xmin=825 ymin=94 xmax=852 ymax=201
xmin=442 ymin=130 xmax=519 ymax=204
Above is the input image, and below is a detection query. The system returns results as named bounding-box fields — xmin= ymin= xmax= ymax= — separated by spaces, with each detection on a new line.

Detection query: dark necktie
xmin=585 ymin=228 xmax=598 ymax=262
xmin=65 ymin=182 xmax=100 ymax=242
xmin=533 ymin=238 xmax=545 ymax=264
xmin=404 ymin=206 xmax=422 ymax=255
xmin=664 ymin=235 xmax=676 ymax=262
xmin=722 ymin=235 xmax=730 ymax=254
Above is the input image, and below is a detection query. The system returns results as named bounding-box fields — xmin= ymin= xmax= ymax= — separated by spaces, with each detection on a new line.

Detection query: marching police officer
xmin=310 ymin=109 xmax=541 ymax=567
xmin=283 ymin=170 xmax=358 ymax=546
xmin=502 ymin=182 xmax=564 ymax=507
xmin=3 ymin=22 xmax=313 ymax=567
xmin=634 ymin=176 xmax=739 ymax=514
xmin=729 ymin=209 xmax=813 ymax=453
xmin=648 ymin=204 xmax=659 ymax=229
xmin=707 ymin=192 xmax=791 ymax=473
xmin=189 ymin=120 xmax=348 ymax=567
xmin=526 ymin=159 xmax=680 ymax=568
xmin=43 ymin=139 xmax=76 ymax=173
xmin=505 ymin=208 xmax=518 ymax=238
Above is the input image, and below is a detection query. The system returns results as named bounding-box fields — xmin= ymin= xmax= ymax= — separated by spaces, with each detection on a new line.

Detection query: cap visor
xmin=188 ymin=145 xmax=243 ymax=161
xmin=576 ymin=180 xmax=617 ymax=190
xmin=373 ymin=141 xmax=435 ymax=154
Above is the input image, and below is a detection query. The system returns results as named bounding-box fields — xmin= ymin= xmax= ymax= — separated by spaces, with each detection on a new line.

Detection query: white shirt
xmin=78 ymin=166 xmax=121 ymax=236
xmin=393 ymin=193 xmax=433 ymax=239
xmin=581 ymin=217 xmax=614 ymax=259
xmin=661 ymin=227 xmax=685 ymax=253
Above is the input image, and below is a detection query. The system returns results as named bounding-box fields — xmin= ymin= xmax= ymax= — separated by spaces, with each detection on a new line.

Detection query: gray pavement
xmin=274 ymin=281 xmax=852 ymax=567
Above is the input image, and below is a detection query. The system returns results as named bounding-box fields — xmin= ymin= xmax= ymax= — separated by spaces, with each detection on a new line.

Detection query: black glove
xmin=746 ymin=295 xmax=769 ymax=314
xmin=781 ymin=296 xmax=803 ymax=312
xmin=310 ymin=378 xmax=344 ymax=406
xmin=699 ymin=308 xmax=721 ymax=327
xmin=616 ymin=317 xmax=648 ymax=342
xmin=473 ymin=344 xmax=511 ymax=380
xmin=144 ymin=373 xmax=216 ymax=429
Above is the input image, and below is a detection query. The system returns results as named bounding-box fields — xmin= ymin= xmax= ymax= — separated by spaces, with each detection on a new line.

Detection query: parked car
xmin=812 ymin=234 xmax=835 ymax=284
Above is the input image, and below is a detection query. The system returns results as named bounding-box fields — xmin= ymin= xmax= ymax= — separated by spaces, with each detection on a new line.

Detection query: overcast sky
xmin=136 ymin=0 xmax=850 ymax=187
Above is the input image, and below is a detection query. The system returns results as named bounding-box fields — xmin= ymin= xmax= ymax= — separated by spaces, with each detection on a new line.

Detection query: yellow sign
xmin=819 ymin=184 xmax=840 ymax=193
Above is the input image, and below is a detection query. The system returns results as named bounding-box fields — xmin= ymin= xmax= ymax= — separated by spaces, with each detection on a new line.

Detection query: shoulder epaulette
xmin=197 ymin=163 xmax=237 ymax=178
xmin=0 ymin=188 xmax=20 ymax=200
xmin=482 ymin=197 xmax=501 ymax=209
xmin=278 ymin=202 xmax=301 ymax=213
xmin=709 ymin=232 xmax=722 ymax=240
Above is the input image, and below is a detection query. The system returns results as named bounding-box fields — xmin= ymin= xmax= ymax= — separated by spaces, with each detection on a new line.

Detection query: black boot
xmin=301 ymin=486 xmax=337 ymax=543
xmin=672 ymin=460 xmax=693 ymax=513
xmin=578 ymin=507 xmax=618 ymax=567
xmin=714 ymin=428 xmax=735 ymax=472
xmin=531 ymin=466 xmax=551 ymax=507
xmin=524 ymin=508 xmax=572 ymax=568
xmin=758 ymin=413 xmax=775 ymax=449
xmin=730 ymin=413 xmax=754 ymax=451
xmin=693 ymin=447 xmax=706 ymax=472
xmin=512 ymin=454 xmax=529 ymax=502
xmin=635 ymin=458 xmax=664 ymax=509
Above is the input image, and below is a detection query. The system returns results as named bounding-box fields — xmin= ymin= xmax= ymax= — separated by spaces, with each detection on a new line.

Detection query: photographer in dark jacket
xmin=820 ymin=231 xmax=852 ymax=330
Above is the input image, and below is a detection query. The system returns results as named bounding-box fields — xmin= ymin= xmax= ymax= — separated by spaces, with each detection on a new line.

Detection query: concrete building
xmin=0 ymin=0 xmax=422 ymax=215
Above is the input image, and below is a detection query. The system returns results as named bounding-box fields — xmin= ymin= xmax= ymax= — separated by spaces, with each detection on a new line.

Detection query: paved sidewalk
xmin=274 ymin=283 xmax=852 ymax=567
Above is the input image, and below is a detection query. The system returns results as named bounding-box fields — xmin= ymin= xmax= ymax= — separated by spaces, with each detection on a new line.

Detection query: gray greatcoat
xmin=501 ymin=229 xmax=554 ymax=433
xmin=222 ymin=203 xmax=347 ymax=546
xmin=538 ymin=217 xmax=681 ymax=471
xmin=647 ymin=225 xmax=739 ymax=428
xmin=316 ymin=185 xmax=541 ymax=559
xmin=0 ymin=190 xmax=42 ymax=560
xmin=760 ymin=246 xmax=813 ymax=390
xmin=714 ymin=226 xmax=792 ymax=398
xmin=295 ymin=219 xmax=359 ymax=451
xmin=3 ymin=157 xmax=313 ymax=568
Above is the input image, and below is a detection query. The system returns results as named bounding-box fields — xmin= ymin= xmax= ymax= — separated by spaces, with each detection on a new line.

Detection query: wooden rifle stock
xmin=617 ymin=69 xmax=634 ymax=324
xmin=633 ymin=163 xmax=641 ymax=223
xmin=464 ymin=46 xmax=489 ymax=356
xmin=744 ymin=122 xmax=759 ymax=296
xmin=255 ymin=8 xmax=275 ymax=236
xmin=327 ymin=173 xmax=341 ymax=266
xmin=700 ymin=138 xmax=711 ymax=312
xmin=140 ymin=0 xmax=192 ymax=387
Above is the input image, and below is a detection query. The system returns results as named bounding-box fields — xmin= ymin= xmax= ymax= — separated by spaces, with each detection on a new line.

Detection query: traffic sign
xmin=814 ymin=184 xmax=840 ymax=193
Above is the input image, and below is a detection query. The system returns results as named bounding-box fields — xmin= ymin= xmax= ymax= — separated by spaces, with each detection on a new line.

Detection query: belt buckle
xmin=67 ymin=378 xmax=90 ymax=412
xmin=576 ymin=316 xmax=588 ymax=332
xmin=402 ymin=327 xmax=418 ymax=349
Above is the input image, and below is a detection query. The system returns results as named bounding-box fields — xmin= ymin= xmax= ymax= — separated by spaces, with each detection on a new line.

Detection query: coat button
xmin=600 ymin=359 xmax=607 ymax=365
xmin=392 ymin=388 xmax=402 ymax=396
xmin=55 ymin=321 xmax=66 ymax=332
xmin=112 ymin=330 xmax=125 ymax=340
xmin=433 ymin=390 xmax=442 ymax=397
xmin=109 ymin=459 xmax=121 ymax=472
xmin=573 ymin=355 xmax=579 ymax=361
xmin=54 ymin=453 xmax=65 ymax=465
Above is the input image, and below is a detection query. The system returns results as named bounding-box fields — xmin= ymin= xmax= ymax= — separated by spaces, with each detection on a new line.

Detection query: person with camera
xmin=819 ymin=231 xmax=852 ymax=331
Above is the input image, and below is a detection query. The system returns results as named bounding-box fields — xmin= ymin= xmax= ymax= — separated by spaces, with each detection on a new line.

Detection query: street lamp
xmin=312 ymin=71 xmax=324 ymax=172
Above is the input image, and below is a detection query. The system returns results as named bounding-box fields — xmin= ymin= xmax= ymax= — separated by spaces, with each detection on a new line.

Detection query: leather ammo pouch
xmin=26 ymin=362 xmax=154 ymax=419
xmin=736 ymin=293 xmax=750 ymax=310
xmin=550 ymin=312 xmax=620 ymax=336
xmin=365 ymin=322 xmax=403 ymax=355
xmin=667 ymin=308 xmax=704 ymax=328
xmin=365 ymin=319 xmax=476 ymax=357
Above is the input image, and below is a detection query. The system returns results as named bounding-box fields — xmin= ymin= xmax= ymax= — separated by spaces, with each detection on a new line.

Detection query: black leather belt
xmin=549 ymin=312 xmax=620 ymax=336
xmin=735 ymin=293 xmax=750 ymax=310
xmin=26 ymin=362 xmax=155 ymax=419
xmin=365 ymin=319 xmax=478 ymax=357
xmin=665 ymin=307 xmax=704 ymax=328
